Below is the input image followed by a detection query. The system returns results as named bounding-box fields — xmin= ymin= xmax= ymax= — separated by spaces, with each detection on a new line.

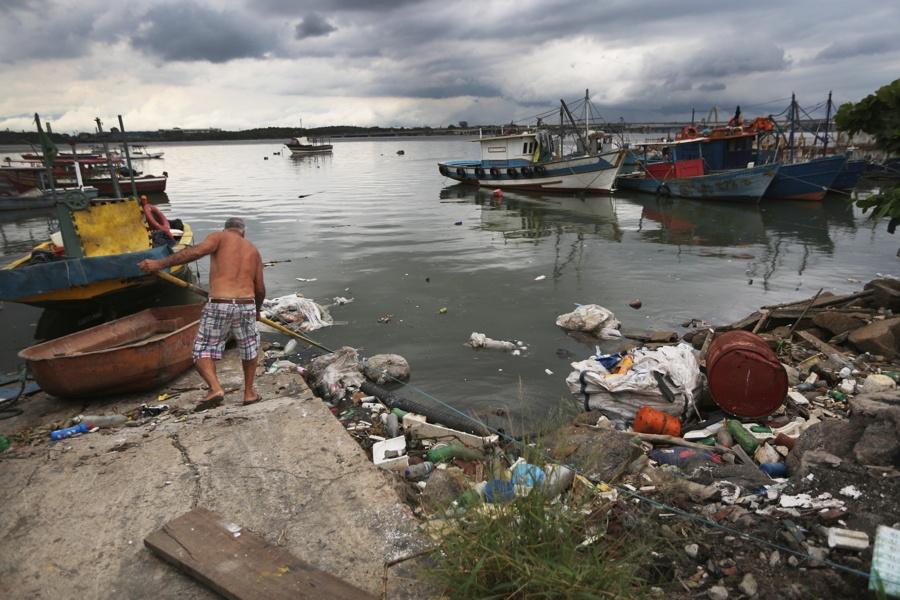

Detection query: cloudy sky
xmin=1 ymin=0 xmax=898 ymax=133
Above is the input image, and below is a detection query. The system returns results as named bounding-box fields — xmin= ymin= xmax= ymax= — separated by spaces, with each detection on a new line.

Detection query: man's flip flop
xmin=242 ymin=395 xmax=262 ymax=406
xmin=193 ymin=394 xmax=225 ymax=412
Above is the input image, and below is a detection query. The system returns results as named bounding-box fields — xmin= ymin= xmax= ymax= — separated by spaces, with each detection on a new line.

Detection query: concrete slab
xmin=0 ymin=351 xmax=430 ymax=599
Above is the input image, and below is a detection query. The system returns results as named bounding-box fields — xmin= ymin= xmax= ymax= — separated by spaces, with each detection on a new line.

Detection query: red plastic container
xmin=706 ymin=330 xmax=788 ymax=418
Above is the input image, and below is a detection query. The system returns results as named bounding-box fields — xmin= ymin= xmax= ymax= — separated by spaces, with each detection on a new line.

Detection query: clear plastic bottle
xmin=404 ymin=461 xmax=434 ymax=480
xmin=78 ymin=414 xmax=128 ymax=428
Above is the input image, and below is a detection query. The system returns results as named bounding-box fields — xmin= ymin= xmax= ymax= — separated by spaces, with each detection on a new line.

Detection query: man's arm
xmin=138 ymin=233 xmax=221 ymax=272
xmin=253 ymin=250 xmax=266 ymax=313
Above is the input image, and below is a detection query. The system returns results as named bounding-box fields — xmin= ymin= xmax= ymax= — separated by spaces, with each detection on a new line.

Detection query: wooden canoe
xmin=19 ymin=303 xmax=203 ymax=398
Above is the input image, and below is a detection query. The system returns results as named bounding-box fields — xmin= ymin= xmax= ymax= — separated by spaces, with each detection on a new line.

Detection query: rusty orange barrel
xmin=633 ymin=406 xmax=682 ymax=437
xmin=706 ymin=330 xmax=787 ymax=418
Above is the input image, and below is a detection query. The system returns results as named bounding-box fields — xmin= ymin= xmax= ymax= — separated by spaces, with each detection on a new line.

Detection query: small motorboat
xmin=19 ymin=303 xmax=204 ymax=398
xmin=285 ymin=136 xmax=333 ymax=155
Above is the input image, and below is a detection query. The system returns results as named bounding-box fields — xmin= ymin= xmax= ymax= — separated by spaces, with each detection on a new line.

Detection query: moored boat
xmin=0 ymin=187 xmax=99 ymax=211
xmin=286 ymin=136 xmax=333 ymax=155
xmin=616 ymin=162 xmax=778 ymax=202
xmin=0 ymin=196 xmax=193 ymax=308
xmin=19 ymin=303 xmax=203 ymax=397
xmin=763 ymin=155 xmax=846 ymax=201
xmin=832 ymin=158 xmax=868 ymax=192
xmin=439 ymin=131 xmax=626 ymax=193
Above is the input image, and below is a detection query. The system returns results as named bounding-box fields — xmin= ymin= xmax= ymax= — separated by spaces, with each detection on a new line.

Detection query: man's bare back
xmin=138 ymin=228 xmax=266 ymax=307
xmin=206 ymin=231 xmax=264 ymax=300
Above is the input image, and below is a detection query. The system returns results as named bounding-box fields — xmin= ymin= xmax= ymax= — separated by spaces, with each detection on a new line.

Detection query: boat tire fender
xmin=143 ymin=202 xmax=173 ymax=238
xmin=455 ymin=167 xmax=466 ymax=178
xmin=507 ymin=168 xmax=519 ymax=177
xmin=521 ymin=166 xmax=533 ymax=177
xmin=489 ymin=167 xmax=501 ymax=178
xmin=474 ymin=167 xmax=485 ymax=178
xmin=656 ymin=183 xmax=671 ymax=197
xmin=534 ymin=165 xmax=547 ymax=176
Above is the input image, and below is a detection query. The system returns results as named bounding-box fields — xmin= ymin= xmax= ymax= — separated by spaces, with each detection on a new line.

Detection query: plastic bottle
xmin=51 ymin=422 xmax=90 ymax=440
xmin=827 ymin=390 xmax=846 ymax=402
xmin=759 ymin=462 xmax=788 ymax=477
xmin=425 ymin=444 xmax=483 ymax=463
xmin=403 ymin=461 xmax=434 ymax=480
xmin=283 ymin=339 xmax=299 ymax=355
xmin=726 ymin=420 xmax=760 ymax=454
xmin=542 ymin=464 xmax=575 ymax=498
xmin=384 ymin=413 xmax=400 ymax=438
xmin=78 ymin=414 xmax=128 ymax=428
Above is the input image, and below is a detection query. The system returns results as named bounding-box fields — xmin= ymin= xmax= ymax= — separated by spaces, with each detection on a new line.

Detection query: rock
xmin=861 ymin=373 xmax=897 ymax=394
xmin=685 ymin=543 xmax=699 ymax=559
xmin=853 ymin=421 xmax=899 ymax=465
xmin=738 ymin=573 xmax=758 ymax=597
xmin=788 ymin=555 xmax=799 ymax=567
xmin=783 ymin=363 xmax=800 ymax=387
xmin=848 ymin=316 xmax=900 ymax=359
xmin=769 ymin=550 xmax=781 ymax=566
xmin=812 ymin=312 xmax=867 ymax=336
xmin=363 ymin=354 xmax=410 ymax=384
xmin=865 ymin=278 xmax=900 ymax=312
xmin=708 ymin=584 xmax=729 ymax=600
xmin=629 ymin=298 xmax=642 ymax=309
xmin=806 ymin=545 xmax=829 ymax=568
xmin=419 ymin=468 xmax=468 ymax=512
xmin=546 ymin=426 xmax=641 ymax=483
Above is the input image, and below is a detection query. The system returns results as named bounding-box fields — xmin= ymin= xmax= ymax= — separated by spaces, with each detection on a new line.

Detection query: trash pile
xmin=317 ymin=278 xmax=900 ymax=598
xmin=548 ymin=278 xmax=900 ymax=597
xmin=261 ymin=292 xmax=333 ymax=332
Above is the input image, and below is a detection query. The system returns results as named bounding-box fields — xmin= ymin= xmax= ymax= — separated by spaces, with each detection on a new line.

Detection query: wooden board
xmin=145 ymin=508 xmax=376 ymax=600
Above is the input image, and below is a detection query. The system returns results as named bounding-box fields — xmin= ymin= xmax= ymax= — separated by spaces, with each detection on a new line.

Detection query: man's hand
xmin=138 ymin=259 xmax=164 ymax=273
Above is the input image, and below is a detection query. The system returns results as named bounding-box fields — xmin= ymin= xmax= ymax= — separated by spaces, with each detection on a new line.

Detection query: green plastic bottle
xmin=425 ymin=444 xmax=483 ymax=463
xmin=726 ymin=420 xmax=760 ymax=454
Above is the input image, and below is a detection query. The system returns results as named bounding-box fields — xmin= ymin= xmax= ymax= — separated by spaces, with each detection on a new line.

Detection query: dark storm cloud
xmin=251 ymin=0 xmax=423 ymax=15
xmin=815 ymin=33 xmax=900 ymax=61
xmin=697 ymin=82 xmax=727 ymax=92
xmin=295 ymin=13 xmax=337 ymax=39
xmin=131 ymin=2 xmax=275 ymax=63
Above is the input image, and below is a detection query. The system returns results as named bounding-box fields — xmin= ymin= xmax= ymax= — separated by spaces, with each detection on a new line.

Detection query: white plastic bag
xmin=262 ymin=293 xmax=333 ymax=331
xmin=467 ymin=332 xmax=517 ymax=352
xmin=565 ymin=343 xmax=700 ymax=420
xmin=555 ymin=304 xmax=621 ymax=339
xmin=307 ymin=346 xmax=364 ymax=401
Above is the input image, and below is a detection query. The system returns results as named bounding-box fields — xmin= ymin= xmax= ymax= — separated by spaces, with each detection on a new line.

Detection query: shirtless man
xmin=138 ymin=217 xmax=265 ymax=405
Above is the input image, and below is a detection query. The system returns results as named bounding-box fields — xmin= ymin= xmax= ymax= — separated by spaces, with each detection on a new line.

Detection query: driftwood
xmin=622 ymin=431 xmax=737 ymax=456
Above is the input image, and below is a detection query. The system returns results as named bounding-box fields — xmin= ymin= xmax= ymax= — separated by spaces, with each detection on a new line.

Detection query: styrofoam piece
xmin=828 ymin=528 xmax=869 ymax=551
xmin=405 ymin=419 xmax=498 ymax=448
xmin=372 ymin=435 xmax=408 ymax=471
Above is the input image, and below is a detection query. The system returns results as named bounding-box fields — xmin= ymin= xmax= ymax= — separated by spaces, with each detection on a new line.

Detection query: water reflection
xmin=440 ymin=185 xmax=623 ymax=242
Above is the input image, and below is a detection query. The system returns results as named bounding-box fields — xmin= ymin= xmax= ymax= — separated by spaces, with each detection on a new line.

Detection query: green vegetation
xmin=426 ymin=490 xmax=651 ymax=599
xmin=835 ymin=78 xmax=900 ymax=232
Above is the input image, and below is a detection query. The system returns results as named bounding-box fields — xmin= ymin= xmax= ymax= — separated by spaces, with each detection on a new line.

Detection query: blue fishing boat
xmin=616 ymin=139 xmax=779 ymax=202
xmin=763 ymin=155 xmax=846 ymax=201
xmin=832 ymin=159 xmax=868 ymax=192
xmin=616 ymin=162 xmax=778 ymax=202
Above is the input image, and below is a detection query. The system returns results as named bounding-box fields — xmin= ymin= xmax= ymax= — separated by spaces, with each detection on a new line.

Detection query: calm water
xmin=1 ymin=139 xmax=897 ymax=428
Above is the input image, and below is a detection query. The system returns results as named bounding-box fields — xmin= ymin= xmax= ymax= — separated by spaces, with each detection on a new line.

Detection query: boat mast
xmin=822 ymin=91 xmax=832 ymax=158
xmin=95 ymin=117 xmax=122 ymax=198
xmin=560 ymin=99 xmax=587 ymax=155
xmin=34 ymin=114 xmax=56 ymax=193
xmin=787 ymin=93 xmax=796 ymax=164
xmin=116 ymin=115 xmax=139 ymax=199
xmin=584 ymin=88 xmax=589 ymax=148
xmin=559 ymin=106 xmax=564 ymax=159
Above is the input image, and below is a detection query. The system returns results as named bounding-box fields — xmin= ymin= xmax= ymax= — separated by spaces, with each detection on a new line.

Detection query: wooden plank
xmin=795 ymin=330 xmax=853 ymax=368
xmin=145 ymin=508 xmax=376 ymax=600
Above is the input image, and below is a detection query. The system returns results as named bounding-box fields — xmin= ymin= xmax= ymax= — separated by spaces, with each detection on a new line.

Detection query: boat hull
xmin=764 ymin=155 xmax=846 ymax=201
xmin=288 ymin=146 xmax=333 ymax=155
xmin=615 ymin=164 xmax=779 ymax=202
xmin=0 ymin=188 xmax=99 ymax=211
xmin=19 ymin=304 xmax=203 ymax=397
xmin=832 ymin=159 xmax=867 ymax=192
xmin=91 ymin=175 xmax=168 ymax=196
xmin=438 ymin=151 xmax=624 ymax=193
